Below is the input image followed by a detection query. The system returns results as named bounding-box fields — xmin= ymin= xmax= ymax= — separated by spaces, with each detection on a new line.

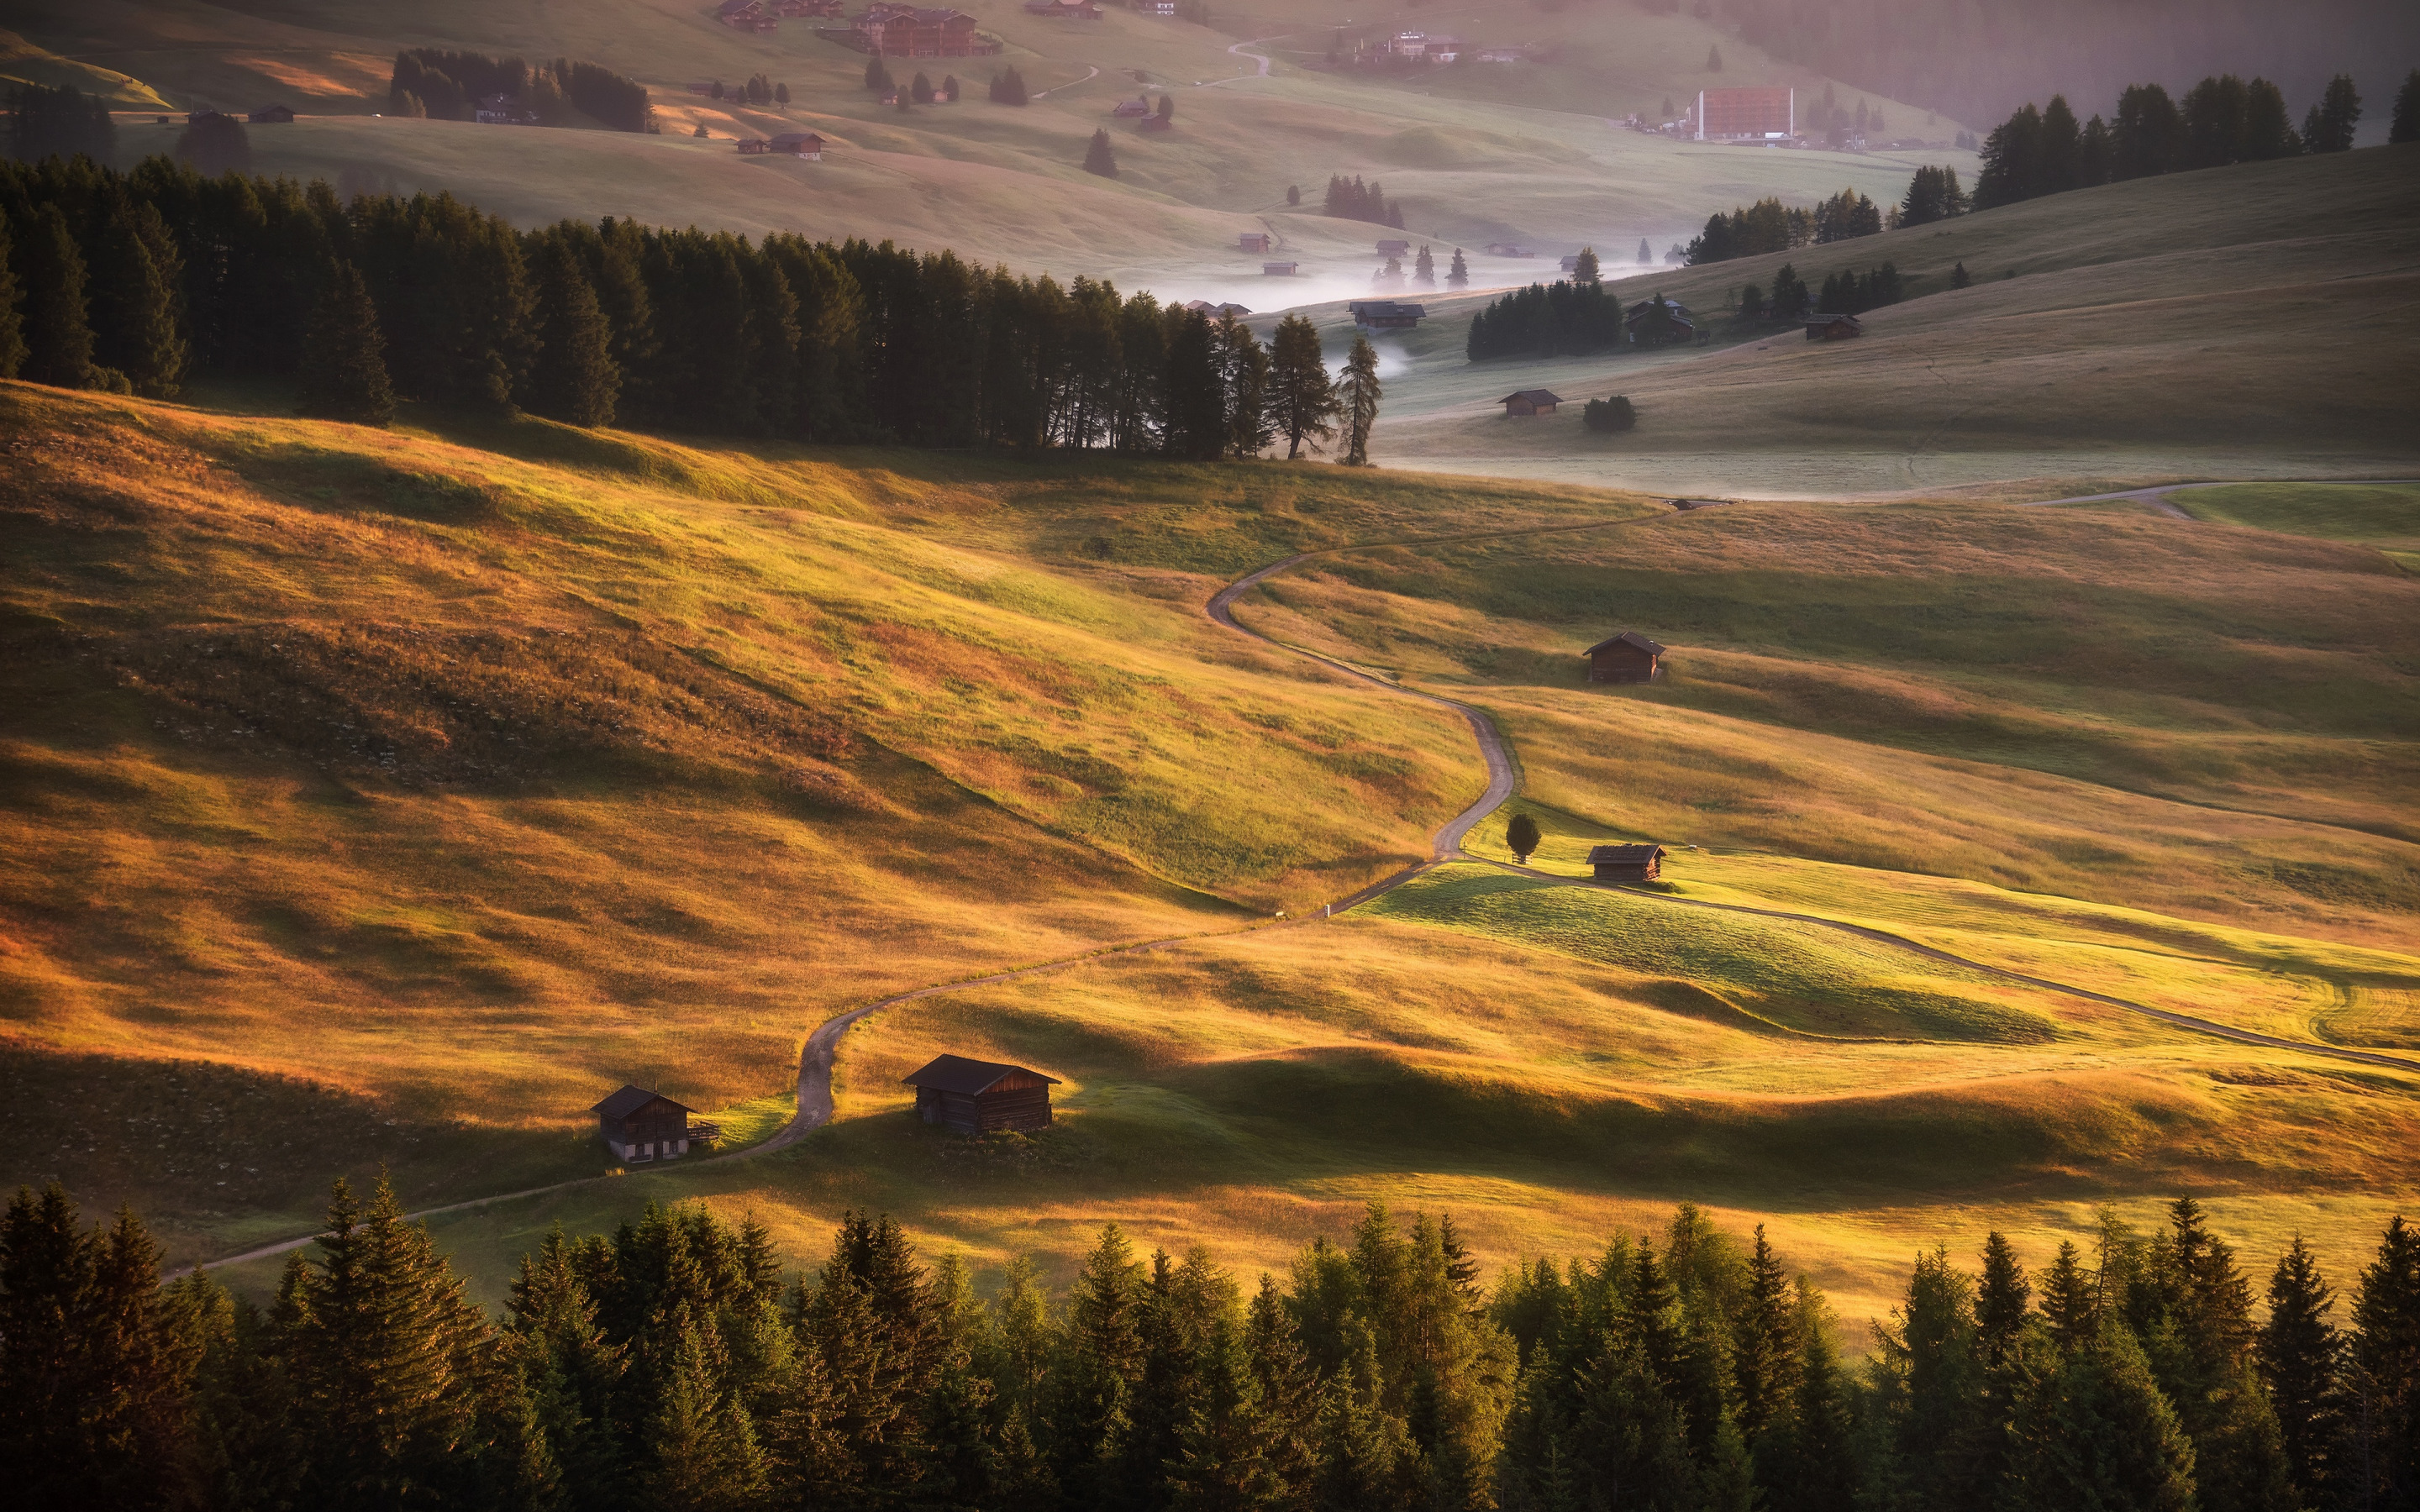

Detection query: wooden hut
xmin=1498 ymin=388 xmax=1563 ymax=416
xmin=1263 ymin=260 xmax=1299 ymax=276
xmin=1587 ymin=843 xmax=1666 ymax=882
xmin=902 ymin=1054 xmax=1060 ymax=1134
xmin=1585 ymin=630 xmax=1664 ymax=683
xmin=769 ymin=131 xmax=827 ymax=157
xmin=592 ymin=1084 xmax=713 ymax=1163
xmin=1239 ymin=232 xmax=1271 ymax=252
xmin=1804 ymin=312 xmax=1863 ymax=340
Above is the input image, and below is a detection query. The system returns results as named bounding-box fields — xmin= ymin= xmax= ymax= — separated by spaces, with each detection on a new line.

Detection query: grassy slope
xmin=18 ymin=0 xmax=1970 ymax=301
xmin=8 ymin=381 xmax=2415 ymax=1331
xmin=1228 ymin=496 xmax=2420 ymax=949
xmin=1346 ymin=145 xmax=2420 ymax=496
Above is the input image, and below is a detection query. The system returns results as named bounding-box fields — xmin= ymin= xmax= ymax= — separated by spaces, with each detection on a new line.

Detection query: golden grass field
xmin=4 ymin=360 xmax=2417 ymax=1336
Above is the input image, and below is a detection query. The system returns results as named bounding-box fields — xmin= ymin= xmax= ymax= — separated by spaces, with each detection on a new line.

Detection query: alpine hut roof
xmin=1497 ymin=388 xmax=1564 ymax=406
xmin=1585 ymin=631 xmax=1665 ymax=656
xmin=591 ymin=1084 xmax=695 ymax=1119
xmin=1586 ymin=843 xmax=1666 ymax=865
xmin=901 ymin=1054 xmax=1062 ymax=1095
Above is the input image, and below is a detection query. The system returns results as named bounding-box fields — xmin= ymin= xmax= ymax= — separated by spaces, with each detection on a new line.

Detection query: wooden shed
xmin=1585 ymin=630 xmax=1665 ymax=683
xmin=1804 ymin=312 xmax=1863 ymax=340
xmin=1263 ymin=260 xmax=1299 ymax=276
xmin=1239 ymin=232 xmax=1271 ymax=252
xmin=1588 ymin=843 xmax=1667 ymax=882
xmin=769 ymin=131 xmax=827 ymax=158
xmin=902 ymin=1054 xmax=1060 ymax=1134
xmin=1499 ymin=388 xmax=1563 ymax=416
xmin=592 ymin=1084 xmax=714 ymax=1163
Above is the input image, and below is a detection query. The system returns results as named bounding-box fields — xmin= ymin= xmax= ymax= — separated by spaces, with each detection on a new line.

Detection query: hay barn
xmin=902 ymin=1054 xmax=1060 ymax=1133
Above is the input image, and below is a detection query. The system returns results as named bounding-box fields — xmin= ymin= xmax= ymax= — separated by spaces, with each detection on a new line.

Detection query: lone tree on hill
xmin=1082 ymin=129 xmax=1118 ymax=177
xmin=1156 ymin=93 xmax=1174 ymax=121
xmin=913 ymin=71 xmax=934 ymax=104
xmin=1339 ymin=334 xmax=1381 ymax=465
xmin=776 ymin=81 xmax=790 ymax=103
xmin=942 ymin=75 xmax=960 ymax=102
xmin=1572 ymin=246 xmax=1600 ymax=286
xmin=176 ymin=112 xmax=251 ymax=176
xmin=1447 ymin=247 xmax=1468 ymax=287
xmin=865 ymin=54 xmax=892 ymax=92
xmin=1949 ymin=260 xmax=1970 ymax=288
xmin=1707 ymin=45 xmax=1723 ymax=71
xmin=297 ymin=263 xmax=396 ymax=426
xmin=1269 ymin=314 xmax=1338 ymax=459
xmin=1505 ymin=813 xmax=1541 ymax=863
xmin=1287 ymin=183 xmax=1301 ymax=205
xmin=1638 ymin=237 xmax=1652 ymax=263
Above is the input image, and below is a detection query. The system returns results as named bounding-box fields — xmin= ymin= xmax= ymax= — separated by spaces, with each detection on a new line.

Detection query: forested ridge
xmin=0 ymin=153 xmax=1361 ymax=459
xmin=5 ymin=1179 xmax=2416 ymax=1511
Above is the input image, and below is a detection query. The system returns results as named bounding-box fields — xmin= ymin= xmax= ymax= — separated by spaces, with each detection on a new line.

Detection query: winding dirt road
xmin=184 ymin=505 xmax=2418 ymax=1274
xmin=2022 ymin=478 xmax=2419 ymax=518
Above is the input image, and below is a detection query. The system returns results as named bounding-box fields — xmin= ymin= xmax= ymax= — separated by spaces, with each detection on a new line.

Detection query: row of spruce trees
xmin=1971 ymin=70 xmax=2420 ymax=210
xmin=3 ymin=1179 xmax=2416 ymax=1510
xmin=0 ymin=154 xmax=1389 ymax=459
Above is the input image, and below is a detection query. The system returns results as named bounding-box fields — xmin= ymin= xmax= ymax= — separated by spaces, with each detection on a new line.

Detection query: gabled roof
xmin=902 ymin=1054 xmax=1061 ymax=1095
xmin=592 ymin=1084 xmax=694 ymax=1119
xmin=1585 ymin=630 xmax=1666 ymax=656
xmin=1499 ymin=388 xmax=1563 ymax=405
xmin=1349 ymin=301 xmax=1425 ymax=318
xmin=1805 ymin=312 xmax=1862 ymax=326
xmin=1587 ymin=843 xmax=1667 ymax=864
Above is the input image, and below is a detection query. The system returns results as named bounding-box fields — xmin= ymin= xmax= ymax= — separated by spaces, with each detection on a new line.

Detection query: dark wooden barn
xmin=592 ymin=1084 xmax=713 ymax=1163
xmin=902 ymin=1055 xmax=1060 ymax=1134
xmin=1499 ymin=388 xmax=1564 ymax=416
xmin=1589 ymin=843 xmax=1667 ymax=882
xmin=1804 ymin=312 xmax=1863 ymax=340
xmin=1585 ymin=630 xmax=1665 ymax=683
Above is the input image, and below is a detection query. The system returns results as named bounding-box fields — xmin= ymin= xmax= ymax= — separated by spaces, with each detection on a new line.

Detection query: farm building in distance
xmin=1627 ymin=297 xmax=1696 ymax=345
xmin=1239 ymin=232 xmax=1271 ymax=252
xmin=1806 ymin=312 xmax=1864 ymax=340
xmin=769 ymin=131 xmax=827 ymax=157
xmin=1376 ymin=238 xmax=1411 ymax=255
xmin=1697 ymin=86 xmax=1795 ymax=140
xmin=1586 ymin=630 xmax=1665 ymax=682
xmin=248 ymin=104 xmax=295 ymax=123
xmin=1349 ymin=300 xmax=1425 ymax=329
xmin=851 ymin=3 xmax=983 ymax=55
xmin=1264 ymin=260 xmax=1299 ymax=276
xmin=592 ymin=1084 xmax=721 ymax=1163
xmin=1589 ymin=843 xmax=1667 ymax=882
xmin=1498 ymin=388 xmax=1563 ymax=416
xmin=902 ymin=1055 xmax=1060 ymax=1133
xmin=1485 ymin=242 xmax=1534 ymax=257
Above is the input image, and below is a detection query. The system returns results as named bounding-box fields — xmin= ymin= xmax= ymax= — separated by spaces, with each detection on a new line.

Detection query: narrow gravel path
xmin=2022 ymin=478 xmax=2419 ymax=518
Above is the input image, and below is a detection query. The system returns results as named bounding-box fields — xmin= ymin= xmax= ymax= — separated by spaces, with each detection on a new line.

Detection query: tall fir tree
xmin=1977 ymin=1232 xmax=2031 ymax=1365
xmin=2256 ymin=1235 xmax=2340 ymax=1501
xmin=530 ymin=239 xmax=618 ymax=425
xmin=2394 ymin=70 xmax=2420 ymax=144
xmin=1448 ymin=246 xmax=1468 ymax=287
xmin=1338 ymin=333 xmax=1380 ymax=465
xmin=2302 ymin=74 xmax=2360 ymax=153
xmin=0 ymin=213 xmax=26 ymax=378
xmin=18 ymin=203 xmax=94 ymax=388
xmin=1082 ymin=128 xmax=1118 ymax=178
xmin=1268 ymin=312 xmax=1338 ymax=459
xmin=296 ymin=261 xmax=396 ymax=424
xmin=2344 ymin=1215 xmax=2420 ymax=1512
xmin=2003 ymin=1320 xmax=2197 ymax=1511
xmin=88 ymin=193 xmax=187 ymax=396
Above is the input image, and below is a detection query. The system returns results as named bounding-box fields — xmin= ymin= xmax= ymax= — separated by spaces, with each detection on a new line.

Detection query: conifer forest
xmin=5 ymin=1180 xmax=2417 ymax=1511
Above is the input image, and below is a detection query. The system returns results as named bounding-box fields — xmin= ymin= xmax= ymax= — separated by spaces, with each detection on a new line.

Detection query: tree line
xmin=1971 ymin=70 xmax=2408 ymax=211
xmin=1322 ymin=175 xmax=1406 ymax=229
xmin=1682 ymin=178 xmax=1943 ymax=267
xmin=387 ymin=50 xmax=655 ymax=133
xmin=5 ymin=1179 xmax=2416 ymax=1511
xmin=0 ymin=154 xmax=1389 ymax=461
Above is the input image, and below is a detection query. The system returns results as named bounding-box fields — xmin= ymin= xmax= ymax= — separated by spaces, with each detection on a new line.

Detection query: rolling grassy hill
xmin=13 ymin=0 xmax=1970 ymax=301
xmin=6 ymin=375 xmax=2417 ymax=1334
xmin=1338 ymin=144 xmax=2420 ymax=496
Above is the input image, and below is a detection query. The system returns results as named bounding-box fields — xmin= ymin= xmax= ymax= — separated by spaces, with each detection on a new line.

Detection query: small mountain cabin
xmin=1239 ymin=232 xmax=1271 ymax=252
xmin=1499 ymin=388 xmax=1563 ymax=416
xmin=1586 ymin=630 xmax=1665 ymax=683
xmin=1263 ymin=260 xmax=1299 ymax=276
xmin=1589 ymin=843 xmax=1667 ymax=882
xmin=592 ymin=1085 xmax=702 ymax=1163
xmin=1804 ymin=312 xmax=1863 ymax=340
xmin=902 ymin=1055 xmax=1061 ymax=1134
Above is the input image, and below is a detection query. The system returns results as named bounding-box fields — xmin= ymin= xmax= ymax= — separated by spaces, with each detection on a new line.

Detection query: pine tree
xmin=176 ymin=112 xmax=253 ymax=176
xmin=640 ymin=1309 xmax=768 ymax=1511
xmin=1244 ymin=1275 xmax=1320 ymax=1500
xmin=2003 ymin=1320 xmax=2196 ymax=1511
xmin=1338 ymin=333 xmax=1379 ymax=465
xmin=1571 ymin=245 xmax=1600 ymax=286
xmin=1638 ymin=237 xmax=1652 ymax=264
xmin=1707 ymin=45 xmax=1723 ymax=71
xmin=2304 ymin=74 xmax=2361 ymax=153
xmin=911 ymin=71 xmax=934 ymax=104
xmin=1266 ymin=312 xmax=1336 ymax=459
xmin=2257 ymin=1235 xmax=2340 ymax=1499
xmin=530 ymin=241 xmax=620 ymax=426
xmin=865 ymin=54 xmax=892 ymax=91
xmin=297 ymin=263 xmax=397 ymax=425
xmin=0 ymin=215 xmax=29 ymax=380
xmin=18 ymin=204 xmax=94 ymax=389
xmin=1733 ymin=1224 xmax=1797 ymax=1442
xmin=1083 ymin=128 xmax=1118 ymax=177
xmin=1413 ymin=243 xmax=1434 ymax=288
xmin=1949 ymin=260 xmax=1970 ymax=290
xmin=87 ymin=193 xmax=187 ymax=396
xmin=2395 ymin=70 xmax=2420 ymax=144
xmin=2344 ymin=1215 xmax=2420 ymax=1512
xmin=5 ymin=82 xmax=118 ymax=161
xmin=1977 ymin=1232 xmax=2030 ymax=1366
xmin=1448 ymin=247 xmax=1468 ymax=287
